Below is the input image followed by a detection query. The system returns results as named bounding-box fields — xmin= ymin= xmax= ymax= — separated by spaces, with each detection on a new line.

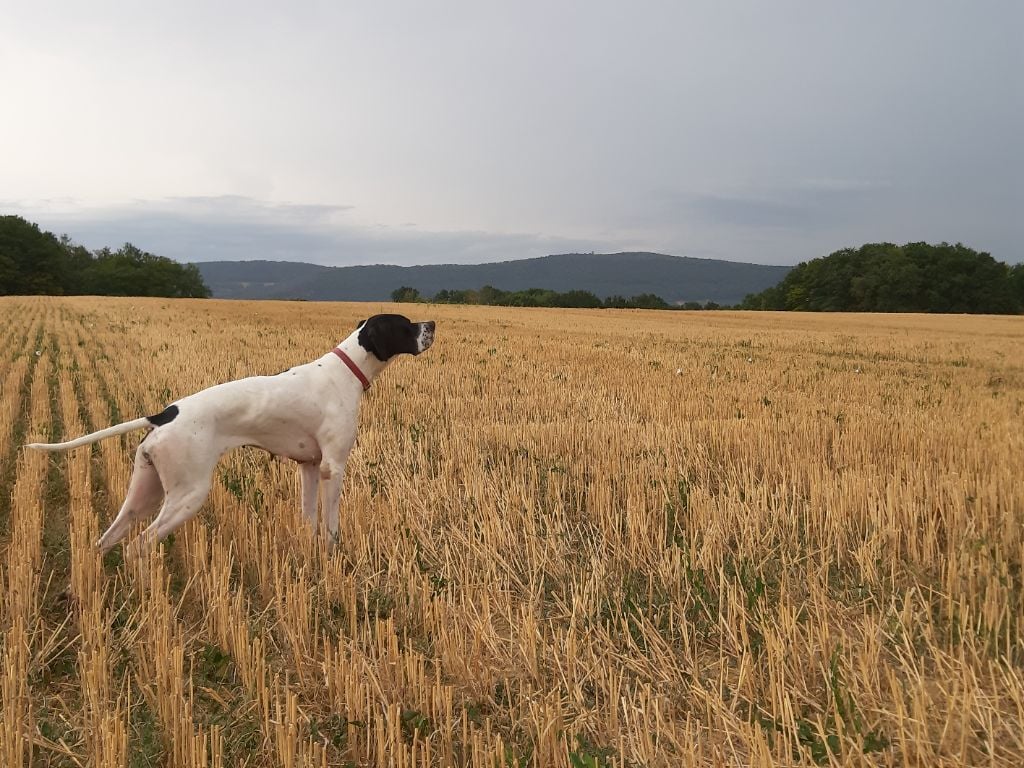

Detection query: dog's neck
xmin=329 ymin=332 xmax=390 ymax=389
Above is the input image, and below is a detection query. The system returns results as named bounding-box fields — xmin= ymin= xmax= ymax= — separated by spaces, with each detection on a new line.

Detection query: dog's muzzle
xmin=417 ymin=321 xmax=436 ymax=354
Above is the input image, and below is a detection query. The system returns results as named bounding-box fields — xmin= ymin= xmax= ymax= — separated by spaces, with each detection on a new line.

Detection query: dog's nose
xmin=424 ymin=321 xmax=435 ymax=332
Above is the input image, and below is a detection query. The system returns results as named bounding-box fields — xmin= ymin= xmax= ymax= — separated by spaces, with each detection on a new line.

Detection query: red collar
xmin=332 ymin=348 xmax=371 ymax=391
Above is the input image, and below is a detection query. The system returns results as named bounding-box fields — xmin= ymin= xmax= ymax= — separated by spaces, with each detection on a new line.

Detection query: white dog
xmin=27 ymin=314 xmax=435 ymax=552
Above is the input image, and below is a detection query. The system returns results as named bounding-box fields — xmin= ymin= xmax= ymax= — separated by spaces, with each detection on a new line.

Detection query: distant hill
xmin=195 ymin=252 xmax=790 ymax=305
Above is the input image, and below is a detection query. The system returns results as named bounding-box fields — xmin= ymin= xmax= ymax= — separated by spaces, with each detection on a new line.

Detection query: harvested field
xmin=0 ymin=295 xmax=1021 ymax=767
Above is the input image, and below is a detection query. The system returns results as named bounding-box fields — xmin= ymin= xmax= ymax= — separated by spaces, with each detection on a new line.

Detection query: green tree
xmin=391 ymin=286 xmax=422 ymax=302
xmin=426 ymin=285 xmax=671 ymax=310
xmin=433 ymin=288 xmax=475 ymax=304
xmin=0 ymin=215 xmax=67 ymax=295
xmin=553 ymin=290 xmax=602 ymax=308
xmin=1009 ymin=263 xmax=1024 ymax=311
xmin=87 ymin=243 xmax=211 ymax=298
xmin=477 ymin=285 xmax=505 ymax=305
xmin=1 ymin=217 xmax=211 ymax=298
xmin=629 ymin=293 xmax=670 ymax=309
xmin=742 ymin=242 xmax=1019 ymax=314
xmin=58 ymin=234 xmax=95 ymax=295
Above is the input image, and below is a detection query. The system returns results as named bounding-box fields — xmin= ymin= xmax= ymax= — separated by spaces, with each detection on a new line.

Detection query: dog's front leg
xmin=299 ymin=462 xmax=320 ymax=529
xmin=318 ymin=453 xmax=349 ymax=539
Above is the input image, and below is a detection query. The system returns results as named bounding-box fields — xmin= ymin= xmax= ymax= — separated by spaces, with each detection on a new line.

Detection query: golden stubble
xmin=0 ymin=295 xmax=1021 ymax=767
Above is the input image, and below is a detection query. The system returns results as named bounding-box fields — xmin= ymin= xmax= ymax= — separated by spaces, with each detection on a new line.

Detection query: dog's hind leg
xmin=97 ymin=444 xmax=164 ymax=553
xmin=131 ymin=480 xmax=212 ymax=555
xmin=127 ymin=433 xmax=227 ymax=555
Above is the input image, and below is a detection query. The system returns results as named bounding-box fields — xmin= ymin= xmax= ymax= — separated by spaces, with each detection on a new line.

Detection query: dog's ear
xmin=358 ymin=319 xmax=385 ymax=360
xmin=356 ymin=319 xmax=366 ymax=329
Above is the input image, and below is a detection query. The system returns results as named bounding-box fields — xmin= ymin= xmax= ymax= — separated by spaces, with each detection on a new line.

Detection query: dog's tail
xmin=25 ymin=405 xmax=179 ymax=452
xmin=26 ymin=418 xmax=152 ymax=452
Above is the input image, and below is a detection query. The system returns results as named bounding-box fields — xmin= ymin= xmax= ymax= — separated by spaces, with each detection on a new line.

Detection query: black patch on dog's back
xmin=147 ymin=404 xmax=179 ymax=426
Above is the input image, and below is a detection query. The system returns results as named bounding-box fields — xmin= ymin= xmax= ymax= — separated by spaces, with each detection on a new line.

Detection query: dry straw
xmin=0 ymin=295 xmax=1021 ymax=766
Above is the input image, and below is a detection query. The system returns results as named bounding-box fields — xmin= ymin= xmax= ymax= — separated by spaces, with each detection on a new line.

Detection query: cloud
xmin=4 ymin=196 xmax=638 ymax=266
xmin=793 ymin=178 xmax=894 ymax=193
xmin=689 ymin=195 xmax=816 ymax=230
xmin=687 ymin=179 xmax=893 ymax=231
xmin=3 ymin=4 xmax=1020 ymax=267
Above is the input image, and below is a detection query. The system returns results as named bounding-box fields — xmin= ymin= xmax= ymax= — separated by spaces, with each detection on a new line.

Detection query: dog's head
xmin=356 ymin=314 xmax=435 ymax=361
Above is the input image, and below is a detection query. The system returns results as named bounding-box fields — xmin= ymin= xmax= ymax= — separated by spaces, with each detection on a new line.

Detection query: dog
xmin=27 ymin=314 xmax=435 ymax=553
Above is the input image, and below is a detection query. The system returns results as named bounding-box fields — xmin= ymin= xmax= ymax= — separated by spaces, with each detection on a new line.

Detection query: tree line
xmin=7 ymin=217 xmax=1018 ymax=314
xmin=0 ymin=215 xmax=211 ymax=298
xmin=396 ymin=242 xmax=1022 ymax=314
xmin=740 ymin=242 xmax=1023 ymax=313
xmin=391 ymin=285 xmax=724 ymax=310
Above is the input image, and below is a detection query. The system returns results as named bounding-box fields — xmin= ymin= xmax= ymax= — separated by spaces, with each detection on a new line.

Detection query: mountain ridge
xmin=195 ymin=251 xmax=791 ymax=305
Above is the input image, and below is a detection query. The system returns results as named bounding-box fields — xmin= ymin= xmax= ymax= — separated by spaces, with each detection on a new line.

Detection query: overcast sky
xmin=2 ymin=1 xmax=1021 ymax=266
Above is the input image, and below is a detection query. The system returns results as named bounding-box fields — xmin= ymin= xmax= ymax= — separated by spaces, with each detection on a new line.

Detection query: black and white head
xmin=356 ymin=314 xmax=435 ymax=361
